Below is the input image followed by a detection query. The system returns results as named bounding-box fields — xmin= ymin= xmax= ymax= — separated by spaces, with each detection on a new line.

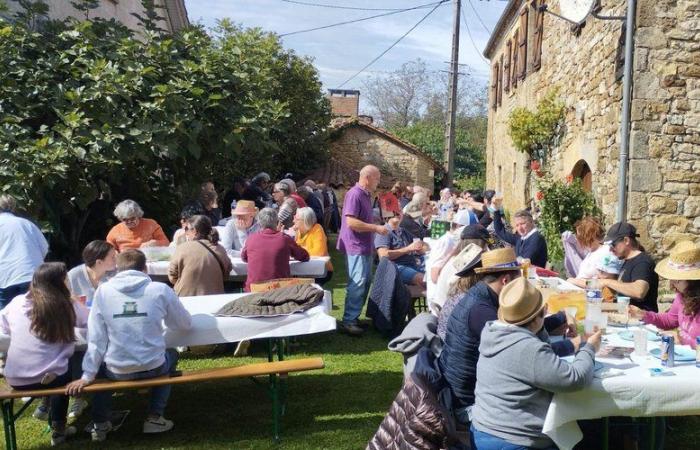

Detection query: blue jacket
xmin=493 ymin=210 xmax=548 ymax=268
xmin=438 ymin=281 xmax=573 ymax=411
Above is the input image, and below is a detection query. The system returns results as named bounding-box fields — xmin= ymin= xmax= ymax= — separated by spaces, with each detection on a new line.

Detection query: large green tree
xmin=0 ymin=2 xmax=330 ymax=261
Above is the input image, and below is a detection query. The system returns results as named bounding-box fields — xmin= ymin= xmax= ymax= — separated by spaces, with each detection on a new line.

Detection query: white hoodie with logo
xmin=81 ymin=270 xmax=192 ymax=381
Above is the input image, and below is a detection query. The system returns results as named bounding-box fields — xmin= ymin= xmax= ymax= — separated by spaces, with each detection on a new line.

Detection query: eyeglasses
xmin=123 ymin=217 xmax=138 ymax=224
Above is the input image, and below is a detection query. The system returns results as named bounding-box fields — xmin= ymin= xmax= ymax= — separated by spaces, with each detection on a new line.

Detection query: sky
xmin=184 ymin=0 xmax=508 ymax=104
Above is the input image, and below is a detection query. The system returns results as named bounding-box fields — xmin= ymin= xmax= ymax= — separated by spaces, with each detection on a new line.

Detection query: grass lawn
xmin=3 ymin=236 xmax=699 ymax=449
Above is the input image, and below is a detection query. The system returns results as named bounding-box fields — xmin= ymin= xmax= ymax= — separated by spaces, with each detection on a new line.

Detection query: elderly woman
xmin=241 ymin=208 xmax=309 ymax=292
xmin=272 ymin=182 xmax=299 ymax=230
xmin=280 ymin=178 xmax=307 ymax=208
xmin=219 ymin=200 xmax=260 ymax=255
xmin=168 ymin=215 xmax=232 ymax=296
xmin=106 ymin=200 xmax=169 ymax=251
xmin=293 ymin=207 xmax=333 ymax=286
xmin=242 ymin=172 xmax=272 ymax=209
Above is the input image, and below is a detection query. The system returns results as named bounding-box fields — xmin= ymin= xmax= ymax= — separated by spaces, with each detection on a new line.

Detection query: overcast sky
xmin=184 ymin=0 xmax=507 ymax=102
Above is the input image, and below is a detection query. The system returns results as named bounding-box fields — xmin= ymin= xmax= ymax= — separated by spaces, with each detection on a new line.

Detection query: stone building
xmin=483 ymin=0 xmax=700 ymax=256
xmin=2 ymin=0 xmax=189 ymax=33
xmin=315 ymin=90 xmax=441 ymax=193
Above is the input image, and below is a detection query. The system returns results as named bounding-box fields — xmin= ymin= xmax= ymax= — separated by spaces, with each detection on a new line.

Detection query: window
xmin=504 ymin=40 xmax=512 ymax=93
xmin=517 ymin=8 xmax=528 ymax=80
xmin=531 ymin=0 xmax=545 ymax=71
xmin=512 ymin=162 xmax=517 ymax=184
xmin=497 ymin=55 xmax=503 ymax=107
xmin=511 ymin=28 xmax=519 ymax=89
xmin=491 ymin=63 xmax=499 ymax=110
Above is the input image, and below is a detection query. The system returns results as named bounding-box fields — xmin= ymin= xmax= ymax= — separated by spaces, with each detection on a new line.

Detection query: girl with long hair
xmin=0 ymin=262 xmax=88 ymax=446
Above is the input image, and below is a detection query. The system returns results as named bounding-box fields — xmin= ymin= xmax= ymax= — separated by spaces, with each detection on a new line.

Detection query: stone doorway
xmin=571 ymin=159 xmax=592 ymax=192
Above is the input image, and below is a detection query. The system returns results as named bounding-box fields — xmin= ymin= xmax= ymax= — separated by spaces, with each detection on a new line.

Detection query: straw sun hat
xmin=655 ymin=241 xmax=700 ymax=281
xmin=497 ymin=277 xmax=546 ymax=326
xmin=474 ymin=247 xmax=522 ymax=274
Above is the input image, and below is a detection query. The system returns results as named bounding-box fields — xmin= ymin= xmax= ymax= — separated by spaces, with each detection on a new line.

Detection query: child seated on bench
xmin=66 ymin=249 xmax=192 ymax=442
xmin=1 ymin=262 xmax=89 ymax=446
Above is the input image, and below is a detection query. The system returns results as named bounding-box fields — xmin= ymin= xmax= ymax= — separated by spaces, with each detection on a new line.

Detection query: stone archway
xmin=571 ymin=159 xmax=592 ymax=192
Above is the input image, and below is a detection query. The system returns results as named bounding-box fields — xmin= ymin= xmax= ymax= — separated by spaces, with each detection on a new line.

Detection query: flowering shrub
xmin=536 ymin=171 xmax=600 ymax=265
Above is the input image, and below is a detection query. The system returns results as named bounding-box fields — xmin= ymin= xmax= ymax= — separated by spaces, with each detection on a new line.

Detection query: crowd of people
xmin=1 ymin=159 xmax=699 ymax=449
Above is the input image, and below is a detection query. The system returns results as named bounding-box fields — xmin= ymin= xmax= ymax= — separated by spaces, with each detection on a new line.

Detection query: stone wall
xmin=484 ymin=0 xmax=700 ymax=257
xmin=329 ymin=126 xmax=436 ymax=193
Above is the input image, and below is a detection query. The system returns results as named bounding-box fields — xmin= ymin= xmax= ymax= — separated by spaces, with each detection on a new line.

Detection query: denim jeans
xmin=342 ymin=254 xmax=372 ymax=324
xmin=91 ymin=349 xmax=178 ymax=423
xmin=470 ymin=424 xmax=558 ymax=450
xmin=12 ymin=371 xmax=71 ymax=426
xmin=0 ymin=281 xmax=30 ymax=309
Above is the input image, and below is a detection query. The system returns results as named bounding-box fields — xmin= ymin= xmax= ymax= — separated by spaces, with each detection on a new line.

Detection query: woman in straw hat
xmin=629 ymin=241 xmax=700 ymax=347
xmin=470 ymin=277 xmax=602 ymax=450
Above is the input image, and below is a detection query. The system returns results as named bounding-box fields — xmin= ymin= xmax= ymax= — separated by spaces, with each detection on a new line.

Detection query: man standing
xmin=600 ymin=222 xmax=659 ymax=311
xmin=490 ymin=198 xmax=548 ymax=267
xmin=0 ymin=195 xmax=49 ymax=308
xmin=337 ymin=165 xmax=388 ymax=336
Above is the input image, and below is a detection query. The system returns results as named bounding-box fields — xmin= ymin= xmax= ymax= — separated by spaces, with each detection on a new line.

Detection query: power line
xmin=338 ymin=0 xmax=448 ymax=88
xmin=461 ymin=7 xmax=489 ymax=63
xmin=279 ymin=1 xmax=444 ymax=37
xmin=280 ymin=0 xmax=440 ymax=12
xmin=466 ymin=0 xmax=492 ymax=34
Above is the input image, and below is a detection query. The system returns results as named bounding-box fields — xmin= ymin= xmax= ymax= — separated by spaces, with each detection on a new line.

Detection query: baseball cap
xmin=604 ymin=222 xmax=639 ymax=245
xmin=460 ymin=224 xmax=491 ymax=241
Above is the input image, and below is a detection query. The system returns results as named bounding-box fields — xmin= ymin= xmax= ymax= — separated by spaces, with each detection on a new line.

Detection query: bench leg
xmin=269 ymin=373 xmax=280 ymax=443
xmin=601 ymin=417 xmax=609 ymax=450
xmin=2 ymin=399 xmax=17 ymax=450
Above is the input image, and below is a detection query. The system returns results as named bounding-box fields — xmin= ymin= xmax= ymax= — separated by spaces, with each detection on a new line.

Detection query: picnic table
xmin=0 ymin=290 xmax=336 ymax=356
xmin=544 ymin=323 xmax=698 ymax=450
xmin=146 ymin=255 xmax=330 ymax=282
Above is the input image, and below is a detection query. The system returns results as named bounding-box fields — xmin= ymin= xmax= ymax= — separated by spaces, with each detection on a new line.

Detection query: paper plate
xmin=618 ymin=330 xmax=662 ymax=342
xmin=649 ymin=346 xmax=696 ymax=362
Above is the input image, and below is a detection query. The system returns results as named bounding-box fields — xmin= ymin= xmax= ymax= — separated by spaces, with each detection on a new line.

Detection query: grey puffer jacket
xmin=215 ymin=284 xmax=323 ymax=317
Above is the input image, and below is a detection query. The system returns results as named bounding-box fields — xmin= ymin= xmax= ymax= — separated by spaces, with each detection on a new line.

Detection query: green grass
xmin=2 ymin=236 xmax=404 ymax=449
xmin=4 ymin=236 xmax=700 ymax=449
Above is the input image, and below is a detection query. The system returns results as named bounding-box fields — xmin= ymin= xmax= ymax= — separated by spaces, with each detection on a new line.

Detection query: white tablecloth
xmin=147 ymin=256 xmax=330 ymax=279
xmin=543 ymin=326 xmax=700 ymax=450
xmin=0 ymin=290 xmax=336 ymax=352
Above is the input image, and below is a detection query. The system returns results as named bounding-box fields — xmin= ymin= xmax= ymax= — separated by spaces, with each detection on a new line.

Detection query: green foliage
xmin=507 ymin=90 xmax=564 ymax=161
xmin=0 ymin=7 xmax=330 ymax=260
xmin=389 ymin=116 xmax=486 ymax=182
xmin=535 ymin=172 xmax=600 ymax=265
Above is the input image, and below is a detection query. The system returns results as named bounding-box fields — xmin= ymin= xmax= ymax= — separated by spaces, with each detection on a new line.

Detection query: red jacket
xmin=241 ymin=229 xmax=309 ymax=291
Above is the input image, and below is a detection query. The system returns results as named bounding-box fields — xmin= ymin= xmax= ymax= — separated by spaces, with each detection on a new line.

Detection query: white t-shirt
xmin=432 ymin=261 xmax=459 ymax=314
xmin=425 ymin=232 xmax=459 ymax=309
xmin=577 ymin=245 xmax=611 ymax=279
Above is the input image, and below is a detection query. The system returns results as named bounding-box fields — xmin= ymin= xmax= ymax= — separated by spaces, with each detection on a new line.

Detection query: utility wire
xmin=466 ymin=0 xmax=492 ymax=34
xmin=338 ymin=0 xmax=448 ymax=88
xmin=280 ymin=1 xmax=444 ymax=37
xmin=461 ymin=7 xmax=489 ymax=63
xmin=281 ymin=0 xmax=440 ymax=12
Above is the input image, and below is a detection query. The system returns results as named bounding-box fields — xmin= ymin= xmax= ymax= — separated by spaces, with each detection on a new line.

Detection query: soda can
xmin=661 ymin=335 xmax=675 ymax=368
xmin=695 ymin=337 xmax=700 ymax=368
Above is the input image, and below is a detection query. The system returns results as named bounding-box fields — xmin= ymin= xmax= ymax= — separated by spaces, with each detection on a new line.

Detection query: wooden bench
xmin=0 ymin=357 xmax=324 ymax=450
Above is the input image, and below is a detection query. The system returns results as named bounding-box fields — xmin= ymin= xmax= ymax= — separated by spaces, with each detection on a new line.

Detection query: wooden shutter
xmin=532 ymin=0 xmax=544 ymax=70
xmin=491 ymin=63 xmax=499 ymax=110
xmin=504 ymin=40 xmax=511 ymax=93
xmin=497 ymin=55 xmax=503 ymax=107
xmin=511 ymin=28 xmax=519 ymax=89
xmin=518 ymin=8 xmax=528 ymax=80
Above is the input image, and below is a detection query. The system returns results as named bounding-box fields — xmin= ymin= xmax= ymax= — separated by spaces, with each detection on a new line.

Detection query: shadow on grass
xmin=12 ymin=370 xmax=401 ymax=450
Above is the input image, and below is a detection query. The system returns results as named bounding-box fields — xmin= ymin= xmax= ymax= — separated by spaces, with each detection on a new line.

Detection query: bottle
xmin=661 ymin=335 xmax=675 ymax=368
xmin=696 ymin=337 xmax=700 ymax=368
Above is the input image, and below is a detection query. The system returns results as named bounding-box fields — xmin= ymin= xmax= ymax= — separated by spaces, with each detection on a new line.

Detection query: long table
xmin=543 ymin=325 xmax=699 ymax=450
xmin=147 ymin=255 xmax=330 ymax=282
xmin=0 ymin=290 xmax=336 ymax=353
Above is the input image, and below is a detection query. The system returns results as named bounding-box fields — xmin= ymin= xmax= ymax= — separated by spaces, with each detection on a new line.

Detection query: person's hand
xmin=374 ymin=225 xmax=389 ymax=236
xmin=587 ymin=330 xmax=603 ymax=353
xmin=408 ymin=241 xmax=423 ymax=253
xmin=66 ymin=379 xmax=92 ymax=396
xmin=140 ymin=240 xmax=157 ymax=248
xmin=565 ymin=313 xmax=578 ymax=338
xmin=628 ymin=305 xmax=645 ymax=319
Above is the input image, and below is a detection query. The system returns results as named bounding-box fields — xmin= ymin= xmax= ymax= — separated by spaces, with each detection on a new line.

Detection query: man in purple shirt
xmin=337 ymin=165 xmax=388 ymax=335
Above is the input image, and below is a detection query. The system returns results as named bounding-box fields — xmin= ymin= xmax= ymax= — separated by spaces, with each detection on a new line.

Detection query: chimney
xmin=327 ymin=89 xmax=360 ymax=117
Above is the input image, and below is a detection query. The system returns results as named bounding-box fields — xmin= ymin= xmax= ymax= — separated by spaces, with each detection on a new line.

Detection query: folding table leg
xmin=2 ymin=399 xmax=17 ymax=450
xmin=277 ymin=338 xmax=285 ymax=362
xmin=648 ymin=417 xmax=656 ymax=450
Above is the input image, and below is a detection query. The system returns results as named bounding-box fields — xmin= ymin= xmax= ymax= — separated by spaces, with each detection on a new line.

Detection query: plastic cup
xmin=634 ymin=328 xmax=648 ymax=356
xmin=617 ymin=296 xmax=631 ymax=313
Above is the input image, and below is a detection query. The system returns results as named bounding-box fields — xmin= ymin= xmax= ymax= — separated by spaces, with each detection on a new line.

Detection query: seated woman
xmin=0 ymin=262 xmax=89 ymax=446
xmin=293 ymin=207 xmax=333 ymax=286
xmin=629 ymin=240 xmax=700 ymax=347
xmin=171 ymin=202 xmax=205 ymax=247
xmin=168 ymin=215 xmax=232 ymax=296
xmin=68 ymin=240 xmax=117 ymax=307
xmin=106 ymin=199 xmax=169 ymax=251
xmin=471 ymin=277 xmax=601 ymax=450
xmin=272 ymin=182 xmax=299 ymax=230
xmin=565 ymin=216 xmax=610 ymax=285
xmin=199 ymin=181 xmax=222 ymax=226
